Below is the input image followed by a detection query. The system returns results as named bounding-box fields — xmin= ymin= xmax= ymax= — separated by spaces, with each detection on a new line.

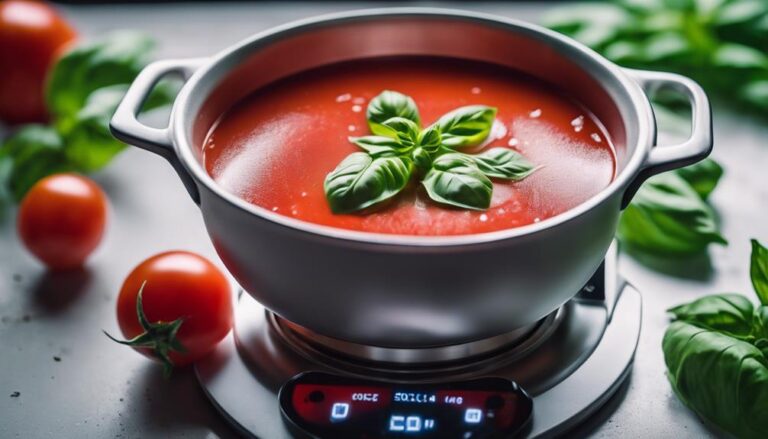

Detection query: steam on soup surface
xmin=203 ymin=57 xmax=616 ymax=236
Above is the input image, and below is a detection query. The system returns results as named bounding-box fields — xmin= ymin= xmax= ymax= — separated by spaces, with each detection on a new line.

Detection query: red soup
xmin=204 ymin=57 xmax=616 ymax=236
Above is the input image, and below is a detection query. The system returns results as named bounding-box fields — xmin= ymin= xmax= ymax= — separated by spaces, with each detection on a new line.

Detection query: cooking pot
xmin=110 ymin=8 xmax=712 ymax=348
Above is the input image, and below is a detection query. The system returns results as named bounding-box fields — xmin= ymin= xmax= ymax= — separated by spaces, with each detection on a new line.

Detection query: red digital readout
xmin=292 ymin=384 xmax=393 ymax=425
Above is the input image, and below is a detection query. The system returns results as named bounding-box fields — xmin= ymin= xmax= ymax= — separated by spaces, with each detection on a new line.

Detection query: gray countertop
xmin=1 ymin=2 xmax=766 ymax=438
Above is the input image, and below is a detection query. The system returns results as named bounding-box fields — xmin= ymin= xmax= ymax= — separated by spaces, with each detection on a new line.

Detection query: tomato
xmin=113 ymin=251 xmax=233 ymax=372
xmin=0 ymin=0 xmax=77 ymax=124
xmin=18 ymin=173 xmax=107 ymax=270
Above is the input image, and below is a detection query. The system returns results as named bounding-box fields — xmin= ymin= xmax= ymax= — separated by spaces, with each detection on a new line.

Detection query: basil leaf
xmin=47 ymin=31 xmax=156 ymax=121
xmin=435 ymin=105 xmax=497 ymax=149
xmin=366 ymin=90 xmax=420 ymax=137
xmin=675 ymin=158 xmax=724 ymax=200
xmin=411 ymin=147 xmax=432 ymax=171
xmin=349 ymin=136 xmax=403 ymax=157
xmin=422 ymin=153 xmax=492 ymax=210
xmin=668 ymin=293 xmax=756 ymax=339
xmin=381 ymin=117 xmax=420 ymax=146
xmin=542 ymin=4 xmax=631 ymax=47
xmin=62 ymin=85 xmax=128 ymax=172
xmin=417 ymin=125 xmax=442 ymax=153
xmin=324 ymin=152 xmax=412 ymax=214
xmin=618 ymin=172 xmax=727 ymax=254
xmin=662 ymin=321 xmax=768 ymax=439
xmin=712 ymin=43 xmax=768 ymax=69
xmin=751 ymin=239 xmax=768 ymax=305
xmin=1 ymin=126 xmax=71 ymax=201
xmin=741 ymin=80 xmax=768 ymax=110
xmin=469 ymin=148 xmax=536 ymax=180
xmin=713 ymin=0 xmax=767 ymax=27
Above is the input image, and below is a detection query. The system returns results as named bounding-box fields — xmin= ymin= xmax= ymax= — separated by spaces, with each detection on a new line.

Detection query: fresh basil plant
xmin=324 ymin=90 xmax=535 ymax=213
xmin=0 ymin=31 xmax=174 ymax=205
xmin=663 ymin=239 xmax=768 ymax=439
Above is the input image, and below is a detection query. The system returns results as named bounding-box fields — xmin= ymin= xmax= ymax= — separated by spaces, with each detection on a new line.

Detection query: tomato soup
xmin=203 ymin=57 xmax=616 ymax=235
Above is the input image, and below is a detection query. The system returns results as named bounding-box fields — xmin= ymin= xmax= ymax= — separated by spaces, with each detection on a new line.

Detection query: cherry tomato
xmin=18 ymin=173 xmax=107 ymax=270
xmin=114 ymin=251 xmax=233 ymax=371
xmin=0 ymin=0 xmax=77 ymax=124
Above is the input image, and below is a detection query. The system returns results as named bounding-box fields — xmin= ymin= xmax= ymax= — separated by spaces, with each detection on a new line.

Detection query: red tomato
xmin=0 ymin=0 xmax=77 ymax=124
xmin=115 ymin=251 xmax=233 ymax=370
xmin=18 ymin=173 xmax=107 ymax=270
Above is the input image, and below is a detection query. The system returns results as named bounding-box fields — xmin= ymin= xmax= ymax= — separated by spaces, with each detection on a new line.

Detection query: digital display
xmin=278 ymin=372 xmax=532 ymax=438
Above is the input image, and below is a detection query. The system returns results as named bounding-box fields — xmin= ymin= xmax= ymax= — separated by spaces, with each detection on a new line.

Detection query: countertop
xmin=1 ymin=2 xmax=766 ymax=438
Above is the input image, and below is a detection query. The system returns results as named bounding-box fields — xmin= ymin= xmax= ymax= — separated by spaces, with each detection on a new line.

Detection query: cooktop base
xmin=195 ymin=246 xmax=641 ymax=438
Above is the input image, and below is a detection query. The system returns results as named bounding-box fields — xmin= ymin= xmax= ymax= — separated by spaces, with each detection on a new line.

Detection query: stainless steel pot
xmin=111 ymin=8 xmax=712 ymax=348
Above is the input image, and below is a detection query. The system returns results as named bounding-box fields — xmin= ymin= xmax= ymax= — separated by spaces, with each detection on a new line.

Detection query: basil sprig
xmin=325 ymin=90 xmax=535 ymax=213
xmin=663 ymin=239 xmax=768 ymax=439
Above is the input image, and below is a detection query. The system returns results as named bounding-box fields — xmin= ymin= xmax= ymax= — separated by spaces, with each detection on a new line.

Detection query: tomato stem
xmin=104 ymin=281 xmax=187 ymax=378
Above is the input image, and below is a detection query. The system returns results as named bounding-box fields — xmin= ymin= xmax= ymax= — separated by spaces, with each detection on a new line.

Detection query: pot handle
xmin=621 ymin=68 xmax=713 ymax=208
xmin=110 ymin=58 xmax=206 ymax=204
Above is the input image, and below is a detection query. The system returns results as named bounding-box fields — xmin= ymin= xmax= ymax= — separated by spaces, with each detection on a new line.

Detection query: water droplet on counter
xmin=471 ymin=87 xmax=482 ymax=95
xmin=590 ymin=133 xmax=602 ymax=143
xmin=336 ymin=93 xmax=351 ymax=103
xmin=529 ymin=109 xmax=542 ymax=118
xmin=507 ymin=138 xmax=519 ymax=147
xmin=352 ymin=105 xmax=362 ymax=113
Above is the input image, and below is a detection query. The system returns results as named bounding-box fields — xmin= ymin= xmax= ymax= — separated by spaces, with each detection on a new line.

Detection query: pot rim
xmin=171 ymin=7 xmax=655 ymax=247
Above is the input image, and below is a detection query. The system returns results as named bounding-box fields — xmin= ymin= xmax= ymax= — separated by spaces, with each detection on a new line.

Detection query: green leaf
xmin=713 ymin=0 xmax=767 ymax=26
xmin=324 ymin=152 xmax=412 ymax=213
xmin=366 ymin=90 xmax=420 ymax=137
xmin=417 ymin=125 xmax=442 ymax=153
xmin=542 ymin=4 xmax=632 ymax=48
xmin=662 ymin=321 xmax=768 ymax=439
xmin=62 ymin=85 xmax=128 ymax=172
xmin=46 ymin=31 xmax=156 ymax=121
xmin=381 ymin=117 xmax=420 ymax=146
xmin=642 ymin=32 xmax=693 ymax=63
xmin=741 ymin=80 xmax=768 ymax=110
xmin=422 ymin=153 xmax=492 ymax=210
xmin=468 ymin=148 xmax=536 ymax=180
xmin=1 ymin=126 xmax=71 ymax=201
xmin=675 ymin=158 xmax=724 ymax=200
xmin=668 ymin=293 xmax=755 ymax=339
xmin=348 ymin=136 xmax=404 ymax=157
xmin=618 ymin=172 xmax=727 ymax=254
xmin=435 ymin=105 xmax=497 ymax=149
xmin=751 ymin=239 xmax=768 ymax=305
xmin=712 ymin=43 xmax=768 ymax=69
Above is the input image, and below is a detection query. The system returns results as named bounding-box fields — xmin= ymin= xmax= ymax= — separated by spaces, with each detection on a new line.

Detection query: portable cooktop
xmin=195 ymin=243 xmax=641 ymax=438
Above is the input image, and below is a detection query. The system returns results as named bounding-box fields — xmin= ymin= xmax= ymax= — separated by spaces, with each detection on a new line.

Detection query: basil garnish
xmin=348 ymin=136 xmax=403 ymax=157
xmin=618 ymin=170 xmax=727 ymax=254
xmin=422 ymin=154 xmax=493 ymax=210
xmin=325 ymin=91 xmax=535 ymax=213
xmin=366 ymin=90 xmax=420 ymax=136
xmin=435 ymin=105 xmax=498 ymax=149
xmin=324 ymin=152 xmax=412 ymax=214
xmin=468 ymin=147 xmax=537 ymax=180
xmin=663 ymin=239 xmax=768 ymax=439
